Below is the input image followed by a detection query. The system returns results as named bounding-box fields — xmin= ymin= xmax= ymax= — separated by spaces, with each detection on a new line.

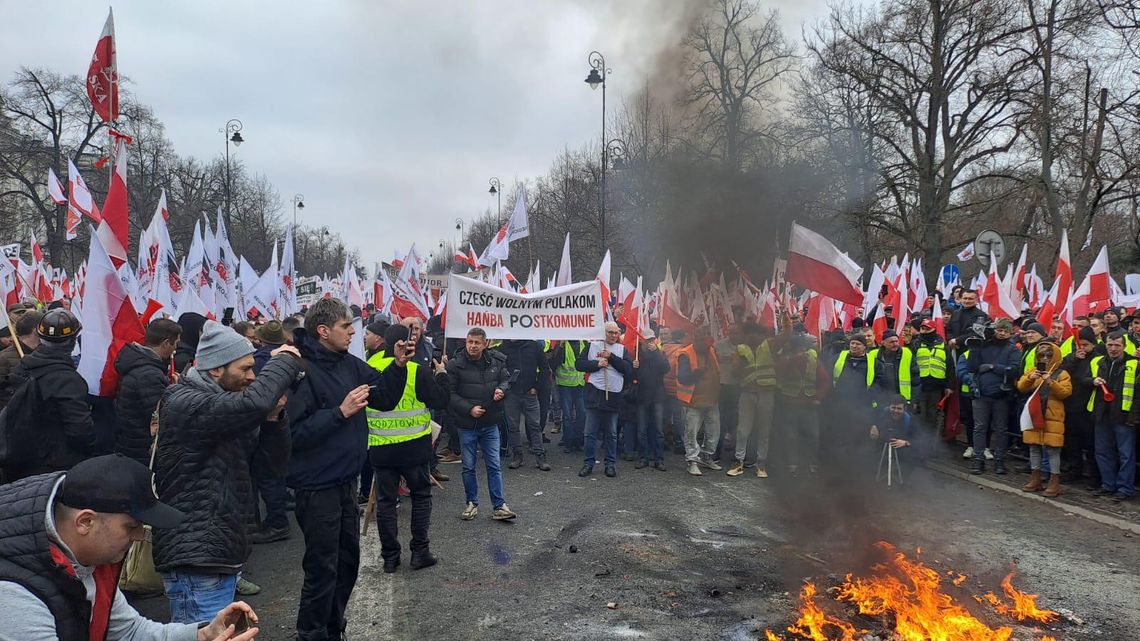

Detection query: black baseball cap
xmin=60 ymin=454 xmax=185 ymax=528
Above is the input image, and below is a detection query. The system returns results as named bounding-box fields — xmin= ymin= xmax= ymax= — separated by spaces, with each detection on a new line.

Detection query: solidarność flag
xmin=86 ymin=9 xmax=118 ymax=124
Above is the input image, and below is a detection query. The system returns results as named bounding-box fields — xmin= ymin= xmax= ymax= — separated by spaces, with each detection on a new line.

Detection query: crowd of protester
xmin=0 ymin=285 xmax=1137 ymax=640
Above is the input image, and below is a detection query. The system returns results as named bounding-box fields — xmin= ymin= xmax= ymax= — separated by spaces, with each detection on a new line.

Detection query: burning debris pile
xmin=764 ymin=542 xmax=1063 ymax=641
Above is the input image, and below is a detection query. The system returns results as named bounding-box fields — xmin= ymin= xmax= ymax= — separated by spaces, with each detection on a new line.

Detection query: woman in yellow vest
xmin=365 ymin=324 xmax=451 ymax=573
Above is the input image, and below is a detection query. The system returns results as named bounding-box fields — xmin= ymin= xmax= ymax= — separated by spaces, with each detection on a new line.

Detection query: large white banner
xmin=445 ymin=274 xmax=605 ymax=340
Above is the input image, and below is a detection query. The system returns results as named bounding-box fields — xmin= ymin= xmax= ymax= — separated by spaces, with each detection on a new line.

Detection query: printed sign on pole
xmin=445 ymin=274 xmax=605 ymax=340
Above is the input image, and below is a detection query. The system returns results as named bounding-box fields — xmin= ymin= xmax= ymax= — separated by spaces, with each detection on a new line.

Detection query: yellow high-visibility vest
xmin=867 ymin=347 xmax=913 ymax=401
xmin=831 ymin=350 xmax=872 ymax=389
xmin=365 ymin=355 xmax=431 ymax=447
xmin=1086 ymin=355 xmax=1138 ymax=412
xmin=737 ymin=340 xmax=776 ymax=388
xmin=915 ymin=342 xmax=947 ymax=379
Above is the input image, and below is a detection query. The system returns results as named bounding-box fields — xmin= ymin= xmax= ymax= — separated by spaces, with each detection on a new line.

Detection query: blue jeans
xmin=558 ymin=386 xmax=586 ymax=448
xmin=583 ymin=409 xmax=619 ymax=468
xmin=1094 ymin=421 xmax=1136 ymax=496
xmin=460 ymin=426 xmax=506 ymax=509
xmin=162 ymin=571 xmax=238 ymax=624
xmin=638 ymin=401 xmax=665 ymax=463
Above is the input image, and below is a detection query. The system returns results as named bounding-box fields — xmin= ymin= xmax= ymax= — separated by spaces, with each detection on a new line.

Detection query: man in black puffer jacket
xmin=286 ymin=299 xmax=411 ymax=641
xmin=113 ymin=318 xmax=181 ymax=465
xmin=153 ymin=320 xmax=302 ymax=624
xmin=3 ymin=309 xmax=95 ymax=482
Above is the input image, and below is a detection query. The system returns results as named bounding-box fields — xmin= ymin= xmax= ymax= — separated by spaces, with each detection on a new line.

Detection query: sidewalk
xmin=925 ymin=442 xmax=1140 ymax=535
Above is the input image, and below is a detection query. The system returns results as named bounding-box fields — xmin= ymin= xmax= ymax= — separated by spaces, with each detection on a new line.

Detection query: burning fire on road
xmin=764 ymin=542 xmax=1064 ymax=641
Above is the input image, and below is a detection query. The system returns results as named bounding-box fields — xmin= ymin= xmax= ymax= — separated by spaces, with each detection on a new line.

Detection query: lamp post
xmin=219 ymin=119 xmax=244 ymax=227
xmin=454 ymin=218 xmax=464 ymax=248
xmin=607 ymin=139 xmax=628 ymax=170
xmin=488 ymin=177 xmax=502 ymax=227
xmin=584 ymin=51 xmax=611 ymax=248
xmin=292 ymin=194 xmax=305 ymax=229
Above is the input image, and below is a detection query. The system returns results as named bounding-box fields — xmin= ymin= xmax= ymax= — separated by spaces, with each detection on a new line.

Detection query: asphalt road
xmin=132 ymin=444 xmax=1140 ymax=641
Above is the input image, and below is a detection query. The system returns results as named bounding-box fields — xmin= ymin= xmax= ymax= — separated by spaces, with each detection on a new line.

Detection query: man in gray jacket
xmin=0 ymin=454 xmax=263 ymax=641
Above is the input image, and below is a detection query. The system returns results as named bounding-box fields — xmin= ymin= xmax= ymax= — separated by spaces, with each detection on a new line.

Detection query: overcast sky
xmin=1 ymin=0 xmax=829 ymax=268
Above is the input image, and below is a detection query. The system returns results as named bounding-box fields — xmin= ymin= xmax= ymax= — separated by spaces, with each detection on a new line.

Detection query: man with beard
xmin=287 ymin=299 xmax=411 ymax=641
xmin=152 ymin=320 xmax=302 ymax=623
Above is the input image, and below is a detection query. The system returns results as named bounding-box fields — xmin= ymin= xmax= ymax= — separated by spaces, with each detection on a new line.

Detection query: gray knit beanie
xmin=195 ymin=320 xmax=255 ymax=371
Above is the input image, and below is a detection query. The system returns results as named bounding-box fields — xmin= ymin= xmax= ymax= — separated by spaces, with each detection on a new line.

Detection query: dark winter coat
xmin=4 ymin=342 xmax=95 ymax=479
xmin=0 ymin=340 xmax=34 ymax=408
xmin=1061 ymin=352 xmax=1095 ymax=414
xmin=113 ymin=343 xmax=169 ymax=465
xmin=633 ymin=347 xmax=669 ymax=405
xmin=965 ymin=339 xmax=1022 ymax=399
xmin=498 ymin=340 xmax=545 ymax=394
xmin=152 ymin=355 xmax=300 ymax=572
xmin=947 ymin=306 xmax=989 ymax=346
xmin=286 ymin=329 xmax=407 ymax=491
xmin=446 ymin=348 xmax=509 ymax=429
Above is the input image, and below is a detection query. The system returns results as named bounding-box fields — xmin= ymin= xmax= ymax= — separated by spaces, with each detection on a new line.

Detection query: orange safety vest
xmin=675 ymin=344 xmax=720 ymax=405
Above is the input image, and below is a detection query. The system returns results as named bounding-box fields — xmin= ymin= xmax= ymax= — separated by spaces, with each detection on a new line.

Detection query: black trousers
xmin=373 ymin=463 xmax=432 ymax=562
xmin=294 ymin=482 xmax=359 ymax=641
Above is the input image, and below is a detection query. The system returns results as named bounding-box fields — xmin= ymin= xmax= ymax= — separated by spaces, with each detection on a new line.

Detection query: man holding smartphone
xmin=286 ymin=299 xmax=412 ymax=641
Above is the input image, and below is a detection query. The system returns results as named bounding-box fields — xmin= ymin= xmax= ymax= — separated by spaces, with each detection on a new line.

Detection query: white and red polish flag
xmin=96 ymin=135 xmax=130 ymax=267
xmin=47 ymin=168 xmax=67 ymax=205
xmin=86 ymin=9 xmax=119 ymax=124
xmin=66 ymin=160 xmax=101 ymax=240
xmin=76 ymin=229 xmax=146 ymax=396
xmin=981 ymin=252 xmax=1020 ymax=320
xmin=785 ymin=222 xmax=864 ymax=306
xmin=555 ymin=233 xmax=573 ymax=288
xmin=1010 ymin=244 xmax=1028 ymax=309
xmin=1070 ymin=245 xmax=1112 ymax=316
xmin=932 ymin=294 xmax=947 ymax=341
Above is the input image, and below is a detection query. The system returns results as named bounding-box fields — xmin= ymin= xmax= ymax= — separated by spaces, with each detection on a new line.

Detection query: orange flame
xmin=983 ymin=572 xmax=1060 ymax=623
xmin=764 ymin=543 xmax=1062 ymax=641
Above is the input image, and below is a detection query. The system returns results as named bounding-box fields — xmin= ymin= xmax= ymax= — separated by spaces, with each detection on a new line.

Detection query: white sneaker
xmin=461 ymin=502 xmax=478 ymax=521
xmin=687 ymin=462 xmax=703 ymax=476
xmin=962 ymin=447 xmax=975 ymax=459
xmin=984 ymin=448 xmax=994 ymax=460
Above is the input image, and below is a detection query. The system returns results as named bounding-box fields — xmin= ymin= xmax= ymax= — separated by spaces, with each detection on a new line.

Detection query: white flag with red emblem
xmin=956 ymin=242 xmax=975 ymax=262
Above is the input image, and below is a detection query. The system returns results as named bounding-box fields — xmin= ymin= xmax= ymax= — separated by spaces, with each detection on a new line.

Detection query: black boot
xmin=508 ymin=449 xmax=524 ymax=469
xmin=971 ymin=459 xmax=985 ymax=475
xmin=536 ymin=456 xmax=552 ymax=472
xmin=383 ymin=557 xmax=400 ymax=573
xmin=578 ymin=465 xmax=592 ymax=477
xmin=994 ymin=460 xmax=1007 ymax=475
xmin=410 ymin=550 xmax=438 ymax=570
